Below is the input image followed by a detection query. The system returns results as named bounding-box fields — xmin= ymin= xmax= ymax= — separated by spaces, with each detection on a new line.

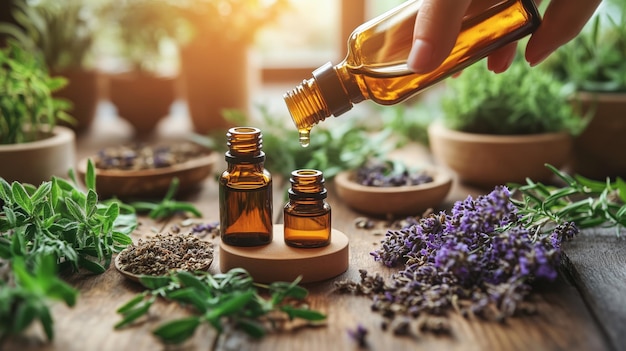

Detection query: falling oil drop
xmin=298 ymin=128 xmax=310 ymax=147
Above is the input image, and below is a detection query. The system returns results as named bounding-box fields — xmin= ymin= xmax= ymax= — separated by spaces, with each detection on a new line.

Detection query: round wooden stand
xmin=219 ymin=225 xmax=349 ymax=283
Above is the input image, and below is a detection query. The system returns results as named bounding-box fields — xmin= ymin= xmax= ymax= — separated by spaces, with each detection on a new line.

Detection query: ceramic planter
xmin=428 ymin=122 xmax=572 ymax=188
xmin=571 ymin=92 xmax=626 ymax=180
xmin=180 ymin=38 xmax=258 ymax=133
xmin=108 ymin=72 xmax=177 ymax=135
xmin=0 ymin=126 xmax=76 ymax=185
xmin=53 ymin=68 xmax=101 ymax=133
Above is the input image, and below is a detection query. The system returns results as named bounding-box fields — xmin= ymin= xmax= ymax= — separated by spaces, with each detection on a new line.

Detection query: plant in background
xmin=218 ymin=107 xmax=394 ymax=184
xmin=0 ymin=41 xmax=73 ymax=144
xmin=100 ymin=0 xmax=187 ymax=74
xmin=0 ymin=0 xmax=105 ymax=71
xmin=169 ymin=0 xmax=290 ymax=45
xmin=542 ymin=0 xmax=626 ymax=92
xmin=440 ymin=57 xmax=585 ymax=135
xmin=0 ymin=161 xmax=137 ymax=342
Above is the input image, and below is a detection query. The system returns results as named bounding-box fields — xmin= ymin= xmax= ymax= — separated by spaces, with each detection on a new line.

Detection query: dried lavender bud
xmin=338 ymin=186 xmax=578 ymax=333
xmin=347 ymin=324 xmax=369 ymax=348
xmin=95 ymin=142 xmax=209 ymax=171
xmin=117 ymin=233 xmax=214 ymax=276
xmin=355 ymin=160 xmax=433 ymax=187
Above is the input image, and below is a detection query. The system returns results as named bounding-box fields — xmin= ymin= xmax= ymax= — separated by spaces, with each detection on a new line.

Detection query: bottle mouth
xmin=283 ymin=80 xmax=327 ymax=131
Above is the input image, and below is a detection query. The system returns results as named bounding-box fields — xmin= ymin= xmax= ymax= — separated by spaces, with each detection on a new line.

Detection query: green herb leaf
xmin=152 ymin=317 xmax=201 ymax=344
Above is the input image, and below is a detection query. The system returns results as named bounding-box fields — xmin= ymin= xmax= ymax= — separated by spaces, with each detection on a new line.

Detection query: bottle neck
xmin=283 ymin=62 xmax=363 ymax=133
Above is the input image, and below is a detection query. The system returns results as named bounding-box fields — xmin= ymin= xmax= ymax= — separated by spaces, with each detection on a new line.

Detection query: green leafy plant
xmin=0 ymin=41 xmax=73 ymax=144
xmin=100 ymin=0 xmax=187 ymax=74
xmin=168 ymin=0 xmax=290 ymax=45
xmin=0 ymin=0 xmax=105 ymax=71
xmin=218 ymin=107 xmax=394 ymax=183
xmin=510 ymin=164 xmax=626 ymax=234
xmin=440 ymin=57 xmax=585 ymax=135
xmin=0 ymin=160 xmax=137 ymax=342
xmin=129 ymin=177 xmax=202 ymax=220
xmin=115 ymin=268 xmax=326 ymax=344
xmin=543 ymin=0 xmax=626 ymax=92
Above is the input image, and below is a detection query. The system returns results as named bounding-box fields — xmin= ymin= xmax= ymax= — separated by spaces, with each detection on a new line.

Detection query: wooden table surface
xmin=5 ymin=112 xmax=624 ymax=351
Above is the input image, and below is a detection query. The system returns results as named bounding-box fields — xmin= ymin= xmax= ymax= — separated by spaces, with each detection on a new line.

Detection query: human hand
xmin=407 ymin=0 xmax=603 ymax=74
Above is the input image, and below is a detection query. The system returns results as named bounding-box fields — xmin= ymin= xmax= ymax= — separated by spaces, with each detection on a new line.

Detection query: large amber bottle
xmin=284 ymin=0 xmax=541 ymax=146
xmin=219 ymin=127 xmax=273 ymax=246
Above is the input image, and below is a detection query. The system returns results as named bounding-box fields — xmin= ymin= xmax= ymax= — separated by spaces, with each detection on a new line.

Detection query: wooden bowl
xmin=77 ymin=151 xmax=217 ymax=199
xmin=334 ymin=167 xmax=453 ymax=217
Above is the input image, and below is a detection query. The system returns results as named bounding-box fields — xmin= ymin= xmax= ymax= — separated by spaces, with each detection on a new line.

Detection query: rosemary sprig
xmin=510 ymin=164 xmax=626 ymax=234
xmin=115 ymin=268 xmax=326 ymax=344
xmin=129 ymin=177 xmax=202 ymax=220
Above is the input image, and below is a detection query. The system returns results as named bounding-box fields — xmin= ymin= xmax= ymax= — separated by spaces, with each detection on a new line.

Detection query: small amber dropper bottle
xmin=219 ymin=127 xmax=273 ymax=247
xmin=283 ymin=169 xmax=331 ymax=248
xmin=284 ymin=0 xmax=541 ymax=146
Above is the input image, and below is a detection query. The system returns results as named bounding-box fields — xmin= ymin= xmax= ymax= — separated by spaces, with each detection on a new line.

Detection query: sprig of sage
xmin=115 ymin=268 xmax=326 ymax=344
xmin=510 ymin=164 xmax=626 ymax=234
xmin=0 ymin=159 xmax=137 ymax=342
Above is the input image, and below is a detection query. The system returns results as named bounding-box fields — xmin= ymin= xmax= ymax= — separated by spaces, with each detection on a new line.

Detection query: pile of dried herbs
xmin=94 ymin=141 xmax=209 ymax=171
xmin=336 ymin=185 xmax=577 ymax=335
xmin=354 ymin=159 xmax=433 ymax=187
xmin=117 ymin=233 xmax=214 ymax=276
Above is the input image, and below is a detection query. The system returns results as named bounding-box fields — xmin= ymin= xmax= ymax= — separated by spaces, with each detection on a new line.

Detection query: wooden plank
xmin=562 ymin=228 xmax=626 ymax=351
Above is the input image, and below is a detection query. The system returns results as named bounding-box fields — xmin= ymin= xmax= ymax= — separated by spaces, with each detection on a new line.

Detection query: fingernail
xmin=528 ymin=50 xmax=551 ymax=67
xmin=489 ymin=54 xmax=516 ymax=73
xmin=408 ymin=39 xmax=434 ymax=73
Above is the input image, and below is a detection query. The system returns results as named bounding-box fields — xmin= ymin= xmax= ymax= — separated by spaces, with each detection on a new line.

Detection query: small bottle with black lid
xmin=219 ymin=127 xmax=273 ymax=246
xmin=283 ymin=169 xmax=331 ymax=248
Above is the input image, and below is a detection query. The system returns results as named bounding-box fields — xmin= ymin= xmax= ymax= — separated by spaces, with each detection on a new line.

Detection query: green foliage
xmin=543 ymin=0 xmax=626 ymax=92
xmin=115 ymin=268 xmax=326 ymax=344
xmin=168 ymin=0 xmax=290 ymax=45
xmin=0 ymin=256 xmax=77 ymax=342
xmin=100 ymin=0 xmax=189 ymax=74
xmin=244 ymin=107 xmax=393 ymax=182
xmin=510 ymin=164 xmax=626 ymax=234
xmin=0 ymin=160 xmax=137 ymax=342
xmin=129 ymin=177 xmax=202 ymax=220
xmin=440 ymin=58 xmax=585 ymax=136
xmin=0 ymin=41 xmax=73 ymax=144
xmin=0 ymin=0 xmax=105 ymax=70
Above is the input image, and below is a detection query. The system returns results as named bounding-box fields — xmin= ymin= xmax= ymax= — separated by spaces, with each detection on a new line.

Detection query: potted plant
xmin=427 ymin=57 xmax=585 ymax=188
xmin=542 ymin=0 xmax=626 ymax=179
xmin=0 ymin=0 xmax=105 ymax=133
xmin=172 ymin=0 xmax=289 ymax=133
xmin=0 ymin=41 xmax=76 ymax=185
xmin=102 ymin=0 xmax=183 ymax=136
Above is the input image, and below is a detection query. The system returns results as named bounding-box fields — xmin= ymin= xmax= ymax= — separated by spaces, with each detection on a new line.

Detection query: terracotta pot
xmin=52 ymin=68 xmax=101 ymax=133
xmin=0 ymin=126 xmax=76 ymax=185
xmin=428 ymin=122 xmax=572 ymax=188
xmin=571 ymin=92 xmax=626 ymax=180
xmin=180 ymin=39 xmax=257 ymax=133
xmin=108 ymin=72 xmax=176 ymax=135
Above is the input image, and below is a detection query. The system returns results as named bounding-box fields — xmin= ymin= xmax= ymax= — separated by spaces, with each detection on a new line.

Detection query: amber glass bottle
xmin=219 ymin=127 xmax=273 ymax=246
xmin=284 ymin=0 xmax=541 ymax=146
xmin=283 ymin=169 xmax=331 ymax=248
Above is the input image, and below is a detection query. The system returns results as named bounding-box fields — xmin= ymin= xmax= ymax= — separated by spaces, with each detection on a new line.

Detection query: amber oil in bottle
xmin=283 ymin=169 xmax=331 ymax=248
xmin=283 ymin=0 xmax=541 ymax=146
xmin=219 ymin=127 xmax=273 ymax=246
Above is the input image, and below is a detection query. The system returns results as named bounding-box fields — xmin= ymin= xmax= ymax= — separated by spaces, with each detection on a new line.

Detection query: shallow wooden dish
xmin=77 ymin=151 xmax=217 ymax=199
xmin=114 ymin=247 xmax=213 ymax=284
xmin=334 ymin=166 xmax=453 ymax=217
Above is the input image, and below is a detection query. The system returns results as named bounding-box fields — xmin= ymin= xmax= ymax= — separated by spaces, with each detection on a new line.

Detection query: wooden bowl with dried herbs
xmin=115 ymin=233 xmax=214 ymax=283
xmin=334 ymin=160 xmax=452 ymax=217
xmin=77 ymin=141 xmax=217 ymax=199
